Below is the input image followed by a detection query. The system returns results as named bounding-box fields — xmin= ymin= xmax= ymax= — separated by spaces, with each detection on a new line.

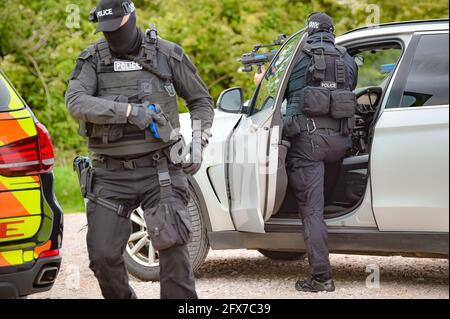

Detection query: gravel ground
xmin=30 ymin=214 xmax=449 ymax=299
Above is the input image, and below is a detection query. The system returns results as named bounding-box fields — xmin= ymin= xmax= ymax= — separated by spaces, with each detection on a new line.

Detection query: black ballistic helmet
xmin=306 ymin=12 xmax=335 ymax=35
xmin=89 ymin=0 xmax=136 ymax=33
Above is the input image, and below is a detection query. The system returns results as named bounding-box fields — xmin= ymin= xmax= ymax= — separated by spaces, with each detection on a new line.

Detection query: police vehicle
xmin=0 ymin=71 xmax=63 ymax=298
xmin=124 ymin=19 xmax=449 ymax=281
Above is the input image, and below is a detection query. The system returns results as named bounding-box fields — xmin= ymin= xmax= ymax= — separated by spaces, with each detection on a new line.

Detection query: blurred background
xmin=0 ymin=0 xmax=448 ymax=212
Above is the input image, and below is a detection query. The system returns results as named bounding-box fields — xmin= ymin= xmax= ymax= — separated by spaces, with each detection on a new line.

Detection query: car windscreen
xmin=0 ymin=75 xmax=11 ymax=112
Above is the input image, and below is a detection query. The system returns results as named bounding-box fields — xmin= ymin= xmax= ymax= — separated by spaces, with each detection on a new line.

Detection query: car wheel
xmin=258 ymin=250 xmax=306 ymax=261
xmin=124 ymin=186 xmax=210 ymax=282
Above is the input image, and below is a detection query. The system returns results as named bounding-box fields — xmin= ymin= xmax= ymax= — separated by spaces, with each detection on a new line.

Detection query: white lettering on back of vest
xmin=321 ymin=81 xmax=337 ymax=89
xmin=114 ymin=61 xmax=143 ymax=72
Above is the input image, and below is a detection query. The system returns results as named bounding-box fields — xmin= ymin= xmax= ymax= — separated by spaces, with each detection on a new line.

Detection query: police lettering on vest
xmin=114 ymin=61 xmax=143 ymax=72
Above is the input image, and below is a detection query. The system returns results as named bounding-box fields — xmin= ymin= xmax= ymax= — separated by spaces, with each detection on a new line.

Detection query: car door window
xmin=353 ymin=43 xmax=402 ymax=90
xmin=399 ymin=34 xmax=449 ymax=108
xmin=0 ymin=75 xmax=11 ymax=112
xmin=250 ymin=32 xmax=303 ymax=115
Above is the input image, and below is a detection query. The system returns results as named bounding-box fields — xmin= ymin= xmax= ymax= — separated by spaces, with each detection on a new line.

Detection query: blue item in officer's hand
xmin=148 ymin=104 xmax=162 ymax=140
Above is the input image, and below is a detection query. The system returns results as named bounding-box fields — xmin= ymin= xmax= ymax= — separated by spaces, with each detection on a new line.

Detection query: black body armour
xmin=295 ymin=42 xmax=357 ymax=132
xmin=81 ymin=34 xmax=183 ymax=157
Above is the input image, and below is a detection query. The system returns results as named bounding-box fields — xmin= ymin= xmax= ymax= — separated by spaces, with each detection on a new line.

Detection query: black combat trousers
xmin=286 ymin=128 xmax=351 ymax=279
xmin=86 ymin=159 xmax=197 ymax=299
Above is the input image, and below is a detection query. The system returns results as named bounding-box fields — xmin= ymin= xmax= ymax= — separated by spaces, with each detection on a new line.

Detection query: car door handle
xmin=249 ymin=124 xmax=258 ymax=133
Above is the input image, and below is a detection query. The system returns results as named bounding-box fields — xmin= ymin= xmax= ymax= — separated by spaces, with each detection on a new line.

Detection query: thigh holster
xmin=144 ymin=152 xmax=192 ymax=251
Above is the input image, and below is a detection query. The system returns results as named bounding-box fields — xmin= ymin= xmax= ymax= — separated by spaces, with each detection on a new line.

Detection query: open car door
xmin=226 ymin=30 xmax=308 ymax=233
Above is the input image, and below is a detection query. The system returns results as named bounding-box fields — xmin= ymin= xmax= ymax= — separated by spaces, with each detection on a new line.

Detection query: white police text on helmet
xmin=97 ymin=8 xmax=113 ymax=18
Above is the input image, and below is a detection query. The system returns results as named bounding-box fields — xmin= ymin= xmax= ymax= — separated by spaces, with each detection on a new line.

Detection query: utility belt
xmin=284 ymin=114 xmax=354 ymax=139
xmin=73 ymin=145 xmax=192 ymax=251
xmin=92 ymin=151 xmax=168 ymax=170
xmin=73 ymin=149 xmax=171 ymax=219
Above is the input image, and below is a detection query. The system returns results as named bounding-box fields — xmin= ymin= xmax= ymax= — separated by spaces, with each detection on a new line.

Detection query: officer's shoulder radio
xmin=146 ymin=23 xmax=158 ymax=44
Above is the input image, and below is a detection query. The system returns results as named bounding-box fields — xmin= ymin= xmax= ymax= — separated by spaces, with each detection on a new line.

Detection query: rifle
xmin=240 ymin=34 xmax=287 ymax=73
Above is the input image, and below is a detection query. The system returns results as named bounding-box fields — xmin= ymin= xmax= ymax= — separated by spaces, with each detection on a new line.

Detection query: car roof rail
xmin=343 ymin=18 xmax=449 ymax=35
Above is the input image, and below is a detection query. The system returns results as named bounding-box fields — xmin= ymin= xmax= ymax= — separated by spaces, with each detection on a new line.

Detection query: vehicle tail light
xmin=38 ymin=249 xmax=60 ymax=259
xmin=35 ymin=122 xmax=55 ymax=173
xmin=0 ymin=122 xmax=55 ymax=177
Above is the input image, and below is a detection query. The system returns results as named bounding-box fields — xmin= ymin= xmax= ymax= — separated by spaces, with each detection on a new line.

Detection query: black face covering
xmin=104 ymin=12 xmax=142 ymax=56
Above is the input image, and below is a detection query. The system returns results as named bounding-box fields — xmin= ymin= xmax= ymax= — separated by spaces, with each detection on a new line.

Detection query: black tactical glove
xmin=182 ymin=134 xmax=209 ymax=176
xmin=128 ymin=104 xmax=167 ymax=130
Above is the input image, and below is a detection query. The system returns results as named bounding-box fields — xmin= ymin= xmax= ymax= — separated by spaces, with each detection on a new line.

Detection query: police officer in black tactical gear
xmin=283 ymin=13 xmax=358 ymax=293
xmin=66 ymin=0 xmax=214 ymax=299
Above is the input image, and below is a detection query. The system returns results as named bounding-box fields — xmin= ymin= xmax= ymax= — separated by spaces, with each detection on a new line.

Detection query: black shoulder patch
xmin=69 ymin=47 xmax=94 ymax=81
xmin=182 ymin=55 xmax=197 ymax=74
xmin=173 ymin=44 xmax=184 ymax=62
xmin=80 ymin=45 xmax=96 ymax=60
xmin=335 ymin=45 xmax=347 ymax=56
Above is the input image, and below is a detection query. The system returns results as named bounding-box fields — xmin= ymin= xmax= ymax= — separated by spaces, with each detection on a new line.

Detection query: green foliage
xmin=53 ymin=165 xmax=86 ymax=213
xmin=0 ymin=0 xmax=448 ymax=164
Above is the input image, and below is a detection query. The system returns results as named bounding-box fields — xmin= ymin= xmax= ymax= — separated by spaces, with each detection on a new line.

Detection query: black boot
xmin=295 ymin=277 xmax=335 ymax=293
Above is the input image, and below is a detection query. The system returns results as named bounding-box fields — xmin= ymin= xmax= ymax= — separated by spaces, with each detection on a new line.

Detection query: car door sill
xmin=208 ymin=229 xmax=449 ymax=258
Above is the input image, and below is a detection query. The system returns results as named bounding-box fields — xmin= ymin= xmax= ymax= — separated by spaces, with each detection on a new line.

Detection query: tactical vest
xmin=296 ymin=42 xmax=357 ymax=122
xmin=83 ymin=35 xmax=182 ymax=157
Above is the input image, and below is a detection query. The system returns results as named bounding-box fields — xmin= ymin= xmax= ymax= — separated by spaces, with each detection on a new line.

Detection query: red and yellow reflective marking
xmin=0 ymin=176 xmax=40 ymax=191
xmin=0 ymin=73 xmax=24 ymax=112
xmin=0 ymin=241 xmax=52 ymax=267
xmin=33 ymin=240 xmax=52 ymax=259
xmin=0 ymin=190 xmax=41 ymax=218
xmin=0 ymin=216 xmax=42 ymax=243
xmin=0 ymin=117 xmax=37 ymax=147
xmin=0 ymin=73 xmax=46 ymax=266
xmin=0 ymin=73 xmax=34 ymax=147
xmin=0 ymin=109 xmax=31 ymax=121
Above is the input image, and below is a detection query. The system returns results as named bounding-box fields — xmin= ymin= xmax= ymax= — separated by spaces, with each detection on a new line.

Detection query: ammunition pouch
xmin=330 ymin=90 xmax=357 ymax=119
xmin=300 ymin=86 xmax=331 ymax=117
xmin=299 ymin=87 xmax=357 ymax=120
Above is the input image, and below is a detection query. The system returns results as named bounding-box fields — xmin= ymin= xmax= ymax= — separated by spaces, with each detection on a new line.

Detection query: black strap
xmin=97 ymin=39 xmax=113 ymax=66
xmin=312 ymin=50 xmax=326 ymax=81
xmin=124 ymin=53 xmax=172 ymax=82
xmin=155 ymin=152 xmax=173 ymax=204
xmin=94 ymin=155 xmax=156 ymax=170
xmin=86 ymin=193 xmax=131 ymax=218
xmin=82 ymin=164 xmax=131 ymax=218
xmin=335 ymin=59 xmax=346 ymax=85
xmin=102 ymin=125 xmax=110 ymax=144
xmin=296 ymin=114 xmax=342 ymax=132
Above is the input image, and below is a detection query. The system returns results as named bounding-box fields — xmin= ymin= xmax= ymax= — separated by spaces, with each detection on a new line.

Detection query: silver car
xmin=124 ymin=19 xmax=449 ymax=281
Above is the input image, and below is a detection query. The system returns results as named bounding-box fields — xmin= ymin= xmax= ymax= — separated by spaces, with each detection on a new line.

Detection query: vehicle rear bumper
xmin=0 ymin=256 xmax=61 ymax=299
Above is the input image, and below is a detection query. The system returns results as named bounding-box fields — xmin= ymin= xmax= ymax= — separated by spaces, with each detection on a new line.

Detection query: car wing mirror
xmin=217 ymin=87 xmax=244 ymax=114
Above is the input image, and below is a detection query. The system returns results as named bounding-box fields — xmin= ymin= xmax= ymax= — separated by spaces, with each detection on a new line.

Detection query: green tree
xmin=0 ymin=0 xmax=448 ymax=161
